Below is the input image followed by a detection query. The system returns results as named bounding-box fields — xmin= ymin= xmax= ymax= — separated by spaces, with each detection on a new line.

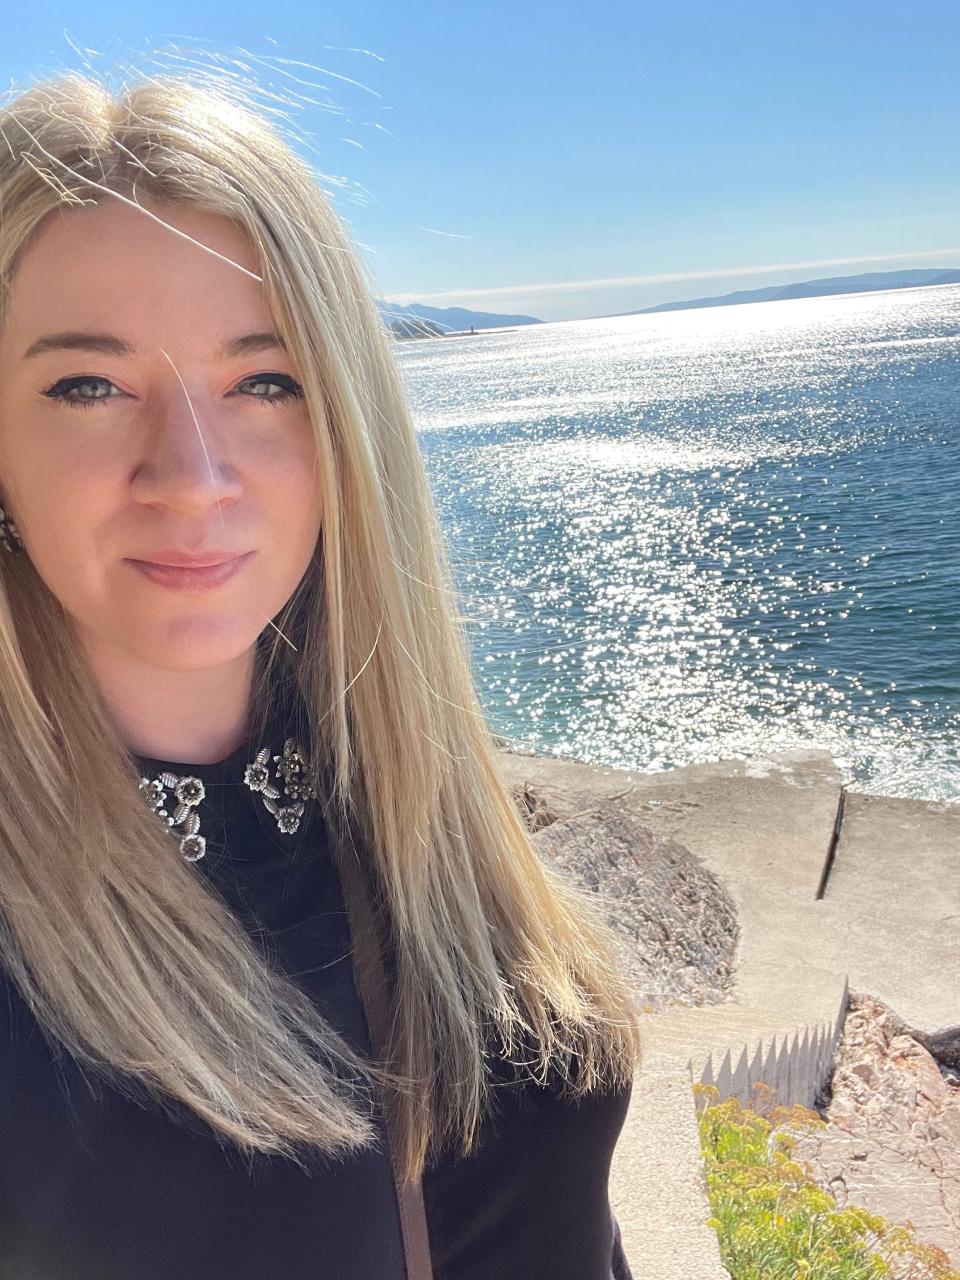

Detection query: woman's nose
xmin=131 ymin=395 xmax=243 ymax=513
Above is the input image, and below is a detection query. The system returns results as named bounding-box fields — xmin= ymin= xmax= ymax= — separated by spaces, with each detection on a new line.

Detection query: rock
xmin=498 ymin=747 xmax=660 ymax=826
xmin=529 ymin=803 xmax=739 ymax=1010
xmin=785 ymin=993 xmax=960 ymax=1269
xmin=850 ymin=1061 xmax=878 ymax=1087
xmin=509 ymin=780 xmax=556 ymax=834
xmin=922 ymin=1025 xmax=960 ymax=1072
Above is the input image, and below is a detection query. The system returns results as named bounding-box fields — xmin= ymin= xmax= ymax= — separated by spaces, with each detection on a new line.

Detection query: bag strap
xmin=336 ymin=838 xmax=435 ymax=1280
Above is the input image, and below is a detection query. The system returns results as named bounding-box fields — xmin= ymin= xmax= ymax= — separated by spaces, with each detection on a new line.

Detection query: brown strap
xmin=335 ymin=837 xmax=435 ymax=1280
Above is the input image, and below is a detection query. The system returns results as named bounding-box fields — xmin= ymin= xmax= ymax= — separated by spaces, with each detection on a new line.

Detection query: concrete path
xmin=497 ymin=745 xmax=960 ymax=1279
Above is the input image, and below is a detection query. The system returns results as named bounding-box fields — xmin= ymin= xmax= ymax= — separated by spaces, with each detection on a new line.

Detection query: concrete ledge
xmin=496 ymin=745 xmax=959 ymax=1277
xmin=609 ymin=1068 xmax=730 ymax=1280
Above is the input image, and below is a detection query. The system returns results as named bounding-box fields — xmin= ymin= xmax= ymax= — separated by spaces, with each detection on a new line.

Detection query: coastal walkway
xmin=496 ymin=745 xmax=960 ymax=1279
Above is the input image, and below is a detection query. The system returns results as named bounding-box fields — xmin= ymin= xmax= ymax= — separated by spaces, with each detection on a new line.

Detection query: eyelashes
xmin=39 ymin=373 xmax=305 ymax=412
xmin=40 ymin=376 xmax=125 ymax=411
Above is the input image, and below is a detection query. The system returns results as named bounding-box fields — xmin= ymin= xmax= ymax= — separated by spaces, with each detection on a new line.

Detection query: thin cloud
xmin=388 ymin=248 xmax=960 ymax=304
xmin=416 ymin=225 xmax=472 ymax=240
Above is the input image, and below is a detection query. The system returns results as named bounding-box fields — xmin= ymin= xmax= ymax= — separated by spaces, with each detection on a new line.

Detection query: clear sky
xmin=3 ymin=1 xmax=959 ymax=321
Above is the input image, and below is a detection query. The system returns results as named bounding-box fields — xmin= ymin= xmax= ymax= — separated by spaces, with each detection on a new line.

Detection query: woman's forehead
xmin=33 ymin=195 xmax=249 ymax=248
xmin=4 ymin=200 xmax=270 ymax=354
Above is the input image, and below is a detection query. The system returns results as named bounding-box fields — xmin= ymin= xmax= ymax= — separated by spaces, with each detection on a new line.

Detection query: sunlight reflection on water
xmin=398 ymin=286 xmax=960 ymax=804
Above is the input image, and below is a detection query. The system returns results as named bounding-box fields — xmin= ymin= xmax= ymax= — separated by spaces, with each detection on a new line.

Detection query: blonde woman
xmin=0 ymin=67 xmax=643 ymax=1279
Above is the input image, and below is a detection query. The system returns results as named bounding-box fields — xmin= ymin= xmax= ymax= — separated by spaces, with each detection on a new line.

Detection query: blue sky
xmin=3 ymin=1 xmax=959 ymax=322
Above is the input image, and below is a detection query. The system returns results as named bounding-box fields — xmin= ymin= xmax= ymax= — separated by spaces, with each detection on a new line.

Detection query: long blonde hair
xmin=0 ymin=63 xmax=643 ymax=1184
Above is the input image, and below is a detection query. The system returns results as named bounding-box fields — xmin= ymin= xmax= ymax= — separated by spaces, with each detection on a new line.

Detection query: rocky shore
xmin=494 ymin=737 xmax=960 ymax=1276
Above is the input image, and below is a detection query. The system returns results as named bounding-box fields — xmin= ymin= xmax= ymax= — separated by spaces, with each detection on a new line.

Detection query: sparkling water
xmin=397 ymin=285 xmax=960 ymax=804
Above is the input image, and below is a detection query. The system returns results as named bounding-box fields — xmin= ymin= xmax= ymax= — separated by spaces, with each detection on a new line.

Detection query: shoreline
xmin=492 ymin=741 xmax=960 ymax=1274
xmin=493 ymin=734 xmax=960 ymax=810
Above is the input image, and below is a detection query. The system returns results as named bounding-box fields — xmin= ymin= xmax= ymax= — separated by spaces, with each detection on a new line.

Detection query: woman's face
xmin=0 ymin=198 xmax=323 ymax=676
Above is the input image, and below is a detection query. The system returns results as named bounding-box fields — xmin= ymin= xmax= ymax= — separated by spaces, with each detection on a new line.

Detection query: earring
xmin=0 ymin=505 xmax=23 ymax=554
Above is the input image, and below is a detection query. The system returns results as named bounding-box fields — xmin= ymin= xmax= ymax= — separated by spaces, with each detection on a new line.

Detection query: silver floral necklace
xmin=138 ymin=737 xmax=318 ymax=862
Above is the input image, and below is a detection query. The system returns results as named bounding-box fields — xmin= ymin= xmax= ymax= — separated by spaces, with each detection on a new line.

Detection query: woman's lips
xmin=126 ymin=551 xmax=254 ymax=592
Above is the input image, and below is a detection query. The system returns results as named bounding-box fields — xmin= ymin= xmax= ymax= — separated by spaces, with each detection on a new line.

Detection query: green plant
xmin=693 ymin=1081 xmax=959 ymax=1280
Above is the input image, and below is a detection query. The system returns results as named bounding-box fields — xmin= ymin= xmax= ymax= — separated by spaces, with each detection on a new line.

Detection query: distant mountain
xmin=610 ymin=268 xmax=960 ymax=318
xmin=377 ymin=300 xmax=543 ymax=335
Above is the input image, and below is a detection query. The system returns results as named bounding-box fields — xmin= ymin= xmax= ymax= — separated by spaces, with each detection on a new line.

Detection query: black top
xmin=0 ymin=720 xmax=634 ymax=1279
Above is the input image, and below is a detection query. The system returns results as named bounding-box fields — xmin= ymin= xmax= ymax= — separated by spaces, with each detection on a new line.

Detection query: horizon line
xmin=385 ymin=249 xmax=960 ymax=306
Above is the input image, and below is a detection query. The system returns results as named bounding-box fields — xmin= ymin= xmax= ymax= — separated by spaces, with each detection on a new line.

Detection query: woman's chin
xmin=124 ymin=617 xmax=264 ymax=672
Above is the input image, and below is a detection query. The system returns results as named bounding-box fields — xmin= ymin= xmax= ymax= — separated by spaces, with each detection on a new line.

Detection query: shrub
xmin=693 ymin=1081 xmax=960 ymax=1280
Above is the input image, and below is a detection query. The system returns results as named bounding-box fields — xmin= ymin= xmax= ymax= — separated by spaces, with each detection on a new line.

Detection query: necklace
xmin=138 ymin=737 xmax=318 ymax=862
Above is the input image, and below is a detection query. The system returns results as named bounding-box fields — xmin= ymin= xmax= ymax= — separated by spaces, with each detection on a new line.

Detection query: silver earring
xmin=0 ymin=505 xmax=23 ymax=553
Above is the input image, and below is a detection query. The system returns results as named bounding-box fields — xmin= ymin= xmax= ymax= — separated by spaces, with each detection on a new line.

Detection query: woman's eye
xmin=233 ymin=373 xmax=304 ymax=405
xmin=39 ymin=372 xmax=304 ymax=411
xmin=41 ymin=375 xmax=124 ymax=410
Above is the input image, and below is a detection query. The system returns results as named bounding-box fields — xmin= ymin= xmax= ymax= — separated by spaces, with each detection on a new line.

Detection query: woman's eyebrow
xmin=21 ymin=330 xmax=287 ymax=360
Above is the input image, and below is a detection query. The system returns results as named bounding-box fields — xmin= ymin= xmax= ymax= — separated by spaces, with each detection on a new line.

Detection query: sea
xmin=394 ymin=284 xmax=960 ymax=805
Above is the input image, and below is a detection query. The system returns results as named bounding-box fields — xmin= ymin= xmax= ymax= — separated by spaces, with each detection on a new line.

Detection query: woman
xmin=0 ymin=66 xmax=643 ymax=1279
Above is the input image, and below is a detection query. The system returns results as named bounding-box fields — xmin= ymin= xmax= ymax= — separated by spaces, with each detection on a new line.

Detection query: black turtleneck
xmin=0 ymin=721 xmax=634 ymax=1279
